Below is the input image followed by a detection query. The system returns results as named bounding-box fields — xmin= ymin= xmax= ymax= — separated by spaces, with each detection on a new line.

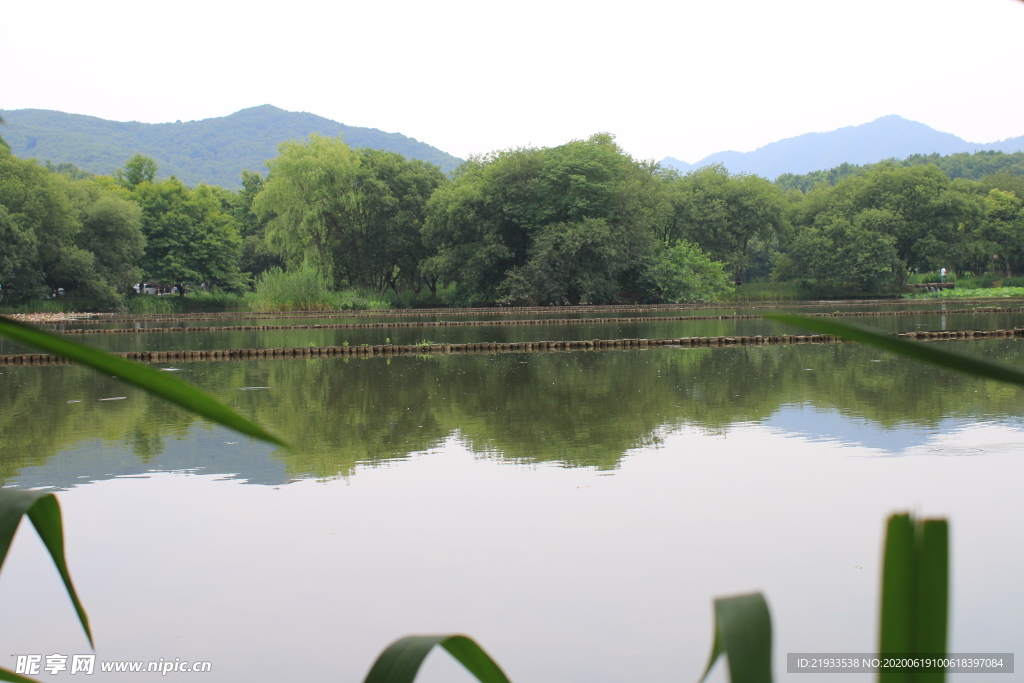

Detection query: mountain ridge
xmin=662 ymin=115 xmax=1024 ymax=179
xmin=0 ymin=105 xmax=463 ymax=189
xmin=6 ymin=107 xmax=1024 ymax=188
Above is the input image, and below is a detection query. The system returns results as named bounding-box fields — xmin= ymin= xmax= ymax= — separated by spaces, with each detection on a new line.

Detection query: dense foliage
xmin=776 ymin=150 xmax=1024 ymax=193
xmin=424 ymin=135 xmax=735 ymax=305
xmin=2 ymin=133 xmax=1024 ymax=311
xmin=773 ymin=164 xmax=1024 ymax=289
xmin=0 ymin=151 xmax=144 ymax=307
xmin=256 ymin=137 xmax=447 ymax=296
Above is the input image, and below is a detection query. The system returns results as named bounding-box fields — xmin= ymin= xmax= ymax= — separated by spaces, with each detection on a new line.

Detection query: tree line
xmin=2 ymin=131 xmax=1023 ymax=309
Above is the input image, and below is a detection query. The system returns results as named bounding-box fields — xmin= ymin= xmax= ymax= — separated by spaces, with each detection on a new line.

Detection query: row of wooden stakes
xmin=3 ymin=328 xmax=1022 ymax=366
xmin=47 ymin=307 xmax=1024 ymax=336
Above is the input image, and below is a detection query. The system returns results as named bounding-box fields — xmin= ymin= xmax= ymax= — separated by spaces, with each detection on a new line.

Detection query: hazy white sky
xmin=3 ymin=0 xmax=1022 ymax=162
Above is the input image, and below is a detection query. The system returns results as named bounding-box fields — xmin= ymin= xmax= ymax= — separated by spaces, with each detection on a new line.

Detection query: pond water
xmin=1 ymin=334 xmax=1023 ymax=682
xmin=26 ymin=297 xmax=1023 ymax=328
xmin=4 ymin=308 xmax=1024 ymax=356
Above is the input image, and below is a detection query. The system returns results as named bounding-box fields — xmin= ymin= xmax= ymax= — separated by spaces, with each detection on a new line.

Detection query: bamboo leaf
xmin=0 ymin=315 xmax=287 ymax=447
xmin=764 ymin=314 xmax=1024 ymax=388
xmin=0 ymin=491 xmax=92 ymax=648
xmin=364 ymin=634 xmax=511 ymax=683
xmin=699 ymin=592 xmax=773 ymax=683
xmin=0 ymin=667 xmax=44 ymax=683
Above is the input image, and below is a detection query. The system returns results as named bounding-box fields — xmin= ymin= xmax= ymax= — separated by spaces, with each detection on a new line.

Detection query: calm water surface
xmin=1 ymin=343 xmax=1022 ymax=682
xmin=6 ymin=309 xmax=1024 ymax=356
xmin=36 ymin=297 xmax=1024 ymax=331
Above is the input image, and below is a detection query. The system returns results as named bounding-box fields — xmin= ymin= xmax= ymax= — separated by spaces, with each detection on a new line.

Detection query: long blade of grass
xmin=0 ymin=315 xmax=287 ymax=447
xmin=915 ymin=520 xmax=948 ymax=683
xmin=363 ymin=634 xmax=511 ymax=683
xmin=764 ymin=314 xmax=1024 ymax=388
xmin=879 ymin=513 xmax=914 ymax=682
xmin=879 ymin=513 xmax=949 ymax=683
xmin=441 ymin=636 xmax=513 ymax=682
xmin=699 ymin=592 xmax=773 ymax=683
xmin=698 ymin=613 xmax=725 ymax=682
xmin=0 ymin=491 xmax=92 ymax=647
xmin=0 ymin=667 xmax=44 ymax=683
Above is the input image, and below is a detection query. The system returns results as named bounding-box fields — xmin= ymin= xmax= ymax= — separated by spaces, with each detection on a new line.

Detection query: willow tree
xmin=255 ymin=135 xmax=360 ymax=281
xmin=255 ymin=135 xmax=445 ymax=294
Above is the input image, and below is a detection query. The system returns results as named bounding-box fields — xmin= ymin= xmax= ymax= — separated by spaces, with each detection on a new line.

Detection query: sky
xmin=3 ymin=0 xmax=1023 ymax=163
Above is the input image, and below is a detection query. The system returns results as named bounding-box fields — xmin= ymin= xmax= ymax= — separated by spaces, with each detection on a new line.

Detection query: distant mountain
xmin=662 ymin=115 xmax=1024 ymax=179
xmin=0 ymin=105 xmax=463 ymax=188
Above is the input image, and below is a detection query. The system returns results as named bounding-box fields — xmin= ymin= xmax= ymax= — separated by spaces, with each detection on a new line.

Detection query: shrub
xmin=247 ymin=266 xmax=391 ymax=312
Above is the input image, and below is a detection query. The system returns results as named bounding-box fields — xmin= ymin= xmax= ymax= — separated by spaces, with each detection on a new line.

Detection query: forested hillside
xmin=662 ymin=115 xmax=1024 ymax=180
xmin=775 ymin=150 xmax=1024 ymax=192
xmin=0 ymin=106 xmax=462 ymax=188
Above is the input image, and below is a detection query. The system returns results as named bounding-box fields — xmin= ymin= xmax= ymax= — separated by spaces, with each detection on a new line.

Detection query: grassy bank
xmin=2 ymin=285 xmax=393 ymax=316
xmin=904 ymin=286 xmax=1024 ymax=300
xmin=13 ymin=276 xmax=1024 ymax=315
xmin=721 ymin=281 xmax=903 ymax=302
xmin=721 ymin=282 xmax=802 ymax=302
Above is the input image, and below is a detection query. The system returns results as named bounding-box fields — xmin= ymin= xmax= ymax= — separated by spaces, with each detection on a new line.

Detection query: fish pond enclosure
xmin=2 ymin=300 xmax=1023 ymax=682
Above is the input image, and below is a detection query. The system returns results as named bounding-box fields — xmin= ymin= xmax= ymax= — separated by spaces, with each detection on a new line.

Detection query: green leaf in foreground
xmin=0 ymin=667 xmax=44 ymax=683
xmin=363 ymin=634 xmax=511 ymax=683
xmin=765 ymin=313 xmax=1024 ymax=388
xmin=0 ymin=490 xmax=92 ymax=648
xmin=0 ymin=315 xmax=287 ymax=447
xmin=879 ymin=513 xmax=949 ymax=683
xmin=699 ymin=592 xmax=773 ymax=683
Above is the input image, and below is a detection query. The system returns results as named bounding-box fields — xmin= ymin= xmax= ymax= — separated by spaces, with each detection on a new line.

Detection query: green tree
xmin=662 ymin=165 xmax=784 ymax=282
xmin=127 ymin=165 xmax=244 ymax=294
xmin=234 ymin=170 xmax=283 ymax=278
xmin=777 ymin=212 xmax=899 ymax=290
xmin=982 ymin=188 xmax=1024 ymax=276
xmin=497 ymin=219 xmax=620 ymax=305
xmin=425 ymin=134 xmax=666 ymax=304
xmin=56 ymin=173 xmax=147 ymax=304
xmin=45 ymin=161 xmax=94 ymax=180
xmin=775 ymin=151 xmax=1024 ymax=193
xmin=255 ymin=136 xmax=446 ymax=296
xmin=0 ymin=149 xmax=114 ymax=305
xmin=81 ymin=194 xmax=145 ymax=295
xmin=0 ymin=203 xmax=39 ymax=300
xmin=648 ymin=240 xmax=734 ymax=302
xmin=782 ymin=164 xmax=983 ymax=285
xmin=979 ymin=172 xmax=1024 ymax=200
xmin=255 ymin=134 xmax=362 ymax=280
xmin=423 ymin=149 xmax=546 ymax=304
xmin=353 ymin=148 xmax=447 ymax=296
xmin=114 ymin=154 xmax=158 ymax=189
